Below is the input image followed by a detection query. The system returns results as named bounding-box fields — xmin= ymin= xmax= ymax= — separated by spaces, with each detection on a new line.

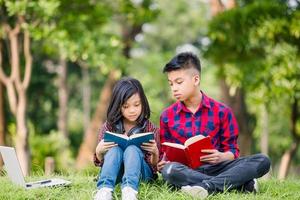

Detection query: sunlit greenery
xmin=0 ymin=1 xmax=299 ymax=197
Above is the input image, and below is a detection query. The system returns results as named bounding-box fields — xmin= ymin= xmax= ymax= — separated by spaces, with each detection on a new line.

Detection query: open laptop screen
xmin=0 ymin=146 xmax=26 ymax=187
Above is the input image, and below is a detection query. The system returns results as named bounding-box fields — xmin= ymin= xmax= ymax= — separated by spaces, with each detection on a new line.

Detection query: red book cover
xmin=185 ymin=136 xmax=214 ymax=169
xmin=162 ymin=135 xmax=214 ymax=169
xmin=162 ymin=143 xmax=189 ymax=166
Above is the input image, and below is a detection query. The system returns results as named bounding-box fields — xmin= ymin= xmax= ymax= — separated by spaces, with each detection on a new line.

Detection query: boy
xmin=158 ymin=52 xmax=270 ymax=199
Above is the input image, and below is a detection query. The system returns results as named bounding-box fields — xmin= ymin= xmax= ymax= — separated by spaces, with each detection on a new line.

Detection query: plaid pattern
xmin=160 ymin=91 xmax=240 ymax=158
xmin=94 ymin=120 xmax=160 ymax=174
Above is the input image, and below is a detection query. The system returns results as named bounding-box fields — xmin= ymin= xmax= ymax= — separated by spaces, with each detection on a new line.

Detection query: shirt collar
xmin=176 ymin=91 xmax=211 ymax=114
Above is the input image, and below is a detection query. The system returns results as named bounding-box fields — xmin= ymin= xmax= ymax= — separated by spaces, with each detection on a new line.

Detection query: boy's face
xmin=167 ymin=68 xmax=200 ymax=102
xmin=121 ymin=93 xmax=142 ymax=124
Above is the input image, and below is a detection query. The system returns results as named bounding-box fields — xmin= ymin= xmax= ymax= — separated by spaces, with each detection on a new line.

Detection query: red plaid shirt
xmin=160 ymin=91 xmax=239 ymax=159
xmin=94 ymin=120 xmax=160 ymax=175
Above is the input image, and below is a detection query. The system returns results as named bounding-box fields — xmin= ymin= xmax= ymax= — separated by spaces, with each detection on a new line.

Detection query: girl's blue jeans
xmin=96 ymin=145 xmax=153 ymax=191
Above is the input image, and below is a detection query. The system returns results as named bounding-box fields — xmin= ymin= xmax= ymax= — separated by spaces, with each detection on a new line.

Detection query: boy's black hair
xmin=106 ymin=77 xmax=150 ymax=129
xmin=163 ymin=52 xmax=201 ymax=73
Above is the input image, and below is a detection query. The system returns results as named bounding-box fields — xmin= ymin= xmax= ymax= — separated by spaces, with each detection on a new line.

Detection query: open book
xmin=162 ymin=135 xmax=214 ymax=169
xmin=103 ymin=131 xmax=154 ymax=150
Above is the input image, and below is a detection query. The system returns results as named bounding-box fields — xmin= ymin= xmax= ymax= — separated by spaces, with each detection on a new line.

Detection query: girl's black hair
xmin=106 ymin=77 xmax=150 ymax=130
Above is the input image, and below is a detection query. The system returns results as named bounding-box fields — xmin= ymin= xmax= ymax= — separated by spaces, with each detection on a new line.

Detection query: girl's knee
xmin=105 ymin=146 xmax=123 ymax=158
xmin=124 ymin=145 xmax=142 ymax=155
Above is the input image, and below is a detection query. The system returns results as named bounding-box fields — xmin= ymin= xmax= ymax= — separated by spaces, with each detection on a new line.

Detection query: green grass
xmin=0 ymin=173 xmax=300 ymax=200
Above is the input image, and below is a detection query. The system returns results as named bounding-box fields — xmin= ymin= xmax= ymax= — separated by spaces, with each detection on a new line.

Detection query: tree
xmin=207 ymin=0 xmax=255 ymax=156
xmin=75 ymin=0 xmax=159 ymax=169
xmin=0 ymin=0 xmax=59 ymax=175
xmin=206 ymin=1 xmax=300 ymax=178
xmin=41 ymin=0 xmax=114 ymax=140
xmin=0 ymin=82 xmax=4 ymax=168
xmin=127 ymin=0 xmax=210 ymax=124
xmin=0 ymin=16 xmax=32 ymax=176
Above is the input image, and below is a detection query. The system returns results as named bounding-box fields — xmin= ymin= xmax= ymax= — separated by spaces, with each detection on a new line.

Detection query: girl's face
xmin=121 ymin=93 xmax=142 ymax=124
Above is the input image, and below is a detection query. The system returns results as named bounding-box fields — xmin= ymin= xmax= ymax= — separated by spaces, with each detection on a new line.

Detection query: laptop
xmin=0 ymin=146 xmax=71 ymax=189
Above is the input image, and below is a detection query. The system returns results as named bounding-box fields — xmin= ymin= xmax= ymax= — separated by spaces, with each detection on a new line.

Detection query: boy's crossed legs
xmin=161 ymin=153 xmax=270 ymax=198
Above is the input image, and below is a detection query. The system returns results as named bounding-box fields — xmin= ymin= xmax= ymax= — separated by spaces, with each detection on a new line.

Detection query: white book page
xmin=184 ymin=135 xmax=206 ymax=147
xmin=129 ymin=132 xmax=153 ymax=139
xmin=162 ymin=142 xmax=185 ymax=149
xmin=106 ymin=131 xmax=129 ymax=140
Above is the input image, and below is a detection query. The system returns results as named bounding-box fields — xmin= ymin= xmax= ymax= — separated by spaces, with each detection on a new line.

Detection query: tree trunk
xmin=260 ymin=103 xmax=271 ymax=179
xmin=15 ymin=89 xmax=30 ymax=175
xmin=278 ymin=141 xmax=299 ymax=179
xmin=81 ymin=64 xmax=91 ymax=133
xmin=278 ymin=97 xmax=299 ymax=179
xmin=75 ymin=11 xmax=146 ymax=168
xmin=219 ymin=78 xmax=252 ymax=156
xmin=57 ymin=57 xmax=68 ymax=139
xmin=210 ymin=0 xmax=225 ymax=16
xmin=121 ymin=23 xmax=142 ymax=59
xmin=75 ymin=70 xmax=119 ymax=169
xmin=0 ymin=83 xmax=4 ymax=145
xmin=45 ymin=157 xmax=55 ymax=176
xmin=226 ymin=0 xmax=236 ymax=9
xmin=0 ymin=83 xmax=5 ymax=168
xmin=75 ymin=15 xmax=144 ymax=168
xmin=0 ymin=21 xmax=32 ymax=176
xmin=261 ymin=104 xmax=269 ymax=155
xmin=210 ymin=0 xmax=252 ymax=156
xmin=234 ymin=89 xmax=252 ymax=156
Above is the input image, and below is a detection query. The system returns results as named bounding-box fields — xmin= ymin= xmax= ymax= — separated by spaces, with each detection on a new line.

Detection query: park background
xmin=0 ymin=0 xmax=300 ymax=199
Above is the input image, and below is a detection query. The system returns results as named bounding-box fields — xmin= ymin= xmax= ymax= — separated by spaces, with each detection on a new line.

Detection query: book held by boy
xmin=162 ymin=135 xmax=214 ymax=169
xmin=103 ymin=131 xmax=154 ymax=150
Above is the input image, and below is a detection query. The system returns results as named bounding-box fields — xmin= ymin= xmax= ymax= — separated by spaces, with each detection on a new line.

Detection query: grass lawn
xmin=0 ymin=171 xmax=299 ymax=200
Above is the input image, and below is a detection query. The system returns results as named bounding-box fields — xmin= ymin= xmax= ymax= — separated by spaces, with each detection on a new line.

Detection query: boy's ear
xmin=194 ymin=74 xmax=200 ymax=86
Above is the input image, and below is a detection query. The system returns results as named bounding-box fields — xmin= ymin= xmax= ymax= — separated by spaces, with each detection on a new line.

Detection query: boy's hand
xmin=141 ymin=140 xmax=159 ymax=156
xmin=157 ymin=153 xmax=169 ymax=171
xmin=95 ymin=139 xmax=117 ymax=159
xmin=200 ymin=149 xmax=234 ymax=164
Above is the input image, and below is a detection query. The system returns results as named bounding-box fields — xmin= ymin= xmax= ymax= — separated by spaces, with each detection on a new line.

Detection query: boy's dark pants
xmin=161 ymin=153 xmax=271 ymax=192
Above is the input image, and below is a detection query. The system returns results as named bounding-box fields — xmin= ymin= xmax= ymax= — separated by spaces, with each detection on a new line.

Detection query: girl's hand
xmin=95 ymin=139 xmax=117 ymax=160
xmin=200 ymin=149 xmax=234 ymax=164
xmin=141 ymin=140 xmax=159 ymax=166
xmin=141 ymin=140 xmax=159 ymax=156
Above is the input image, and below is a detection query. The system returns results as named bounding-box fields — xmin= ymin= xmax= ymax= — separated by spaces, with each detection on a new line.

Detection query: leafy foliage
xmin=206 ymin=1 xmax=300 ymax=162
xmin=30 ymin=130 xmax=72 ymax=172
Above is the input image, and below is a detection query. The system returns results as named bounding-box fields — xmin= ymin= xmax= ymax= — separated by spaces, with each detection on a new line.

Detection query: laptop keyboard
xmin=26 ymin=180 xmax=52 ymax=187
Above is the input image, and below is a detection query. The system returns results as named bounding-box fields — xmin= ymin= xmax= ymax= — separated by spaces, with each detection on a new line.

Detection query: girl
xmin=93 ymin=77 xmax=160 ymax=200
